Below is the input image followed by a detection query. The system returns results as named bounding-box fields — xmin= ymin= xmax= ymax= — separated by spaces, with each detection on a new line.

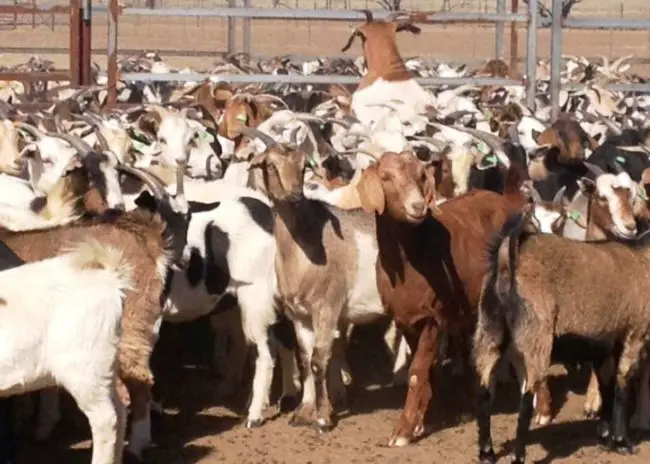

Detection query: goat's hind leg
xmin=289 ymin=320 xmax=318 ymax=428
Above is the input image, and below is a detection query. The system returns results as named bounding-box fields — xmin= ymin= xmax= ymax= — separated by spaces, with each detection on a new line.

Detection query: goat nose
xmin=625 ymin=221 xmax=637 ymax=232
xmin=410 ymin=200 xmax=425 ymax=214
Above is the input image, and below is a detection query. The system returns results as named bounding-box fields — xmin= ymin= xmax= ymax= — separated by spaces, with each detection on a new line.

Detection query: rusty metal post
xmin=495 ymin=0 xmax=505 ymax=59
xmin=510 ymin=0 xmax=519 ymax=72
xmin=227 ymin=0 xmax=236 ymax=54
xmin=550 ymin=0 xmax=563 ymax=121
xmin=107 ymin=0 xmax=118 ymax=108
xmin=525 ymin=0 xmax=538 ymax=109
xmin=243 ymin=0 xmax=251 ymax=55
xmin=80 ymin=0 xmax=92 ymax=85
xmin=70 ymin=0 xmax=81 ymax=85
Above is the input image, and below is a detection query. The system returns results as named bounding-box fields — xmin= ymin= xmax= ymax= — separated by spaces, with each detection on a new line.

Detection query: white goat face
xmin=96 ymin=151 xmax=125 ymax=210
xmin=594 ymin=172 xmax=637 ymax=238
xmin=157 ymin=112 xmax=197 ymax=167
xmin=25 ymin=137 xmax=78 ymax=196
xmin=517 ymin=116 xmax=548 ymax=155
xmin=185 ymin=119 xmax=223 ymax=180
xmin=532 ymin=204 xmax=563 ymax=234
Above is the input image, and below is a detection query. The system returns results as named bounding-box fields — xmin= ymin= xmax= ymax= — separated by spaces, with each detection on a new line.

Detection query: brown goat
xmin=0 ymin=171 xmax=190 ymax=459
xmin=356 ymin=151 xmax=527 ymax=446
xmin=533 ymin=114 xmax=600 ymax=164
xmin=341 ymin=11 xmax=421 ymax=92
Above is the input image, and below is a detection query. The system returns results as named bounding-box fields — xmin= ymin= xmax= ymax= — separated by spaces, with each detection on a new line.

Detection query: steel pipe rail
xmin=563 ymin=18 xmax=650 ymax=30
xmin=90 ymin=6 xmax=529 ymax=22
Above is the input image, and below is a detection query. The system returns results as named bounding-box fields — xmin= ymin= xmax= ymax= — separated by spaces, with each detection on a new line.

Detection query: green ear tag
xmin=482 ymin=154 xmax=497 ymax=168
xmin=131 ymin=139 xmax=148 ymax=153
xmin=568 ymin=211 xmax=582 ymax=222
xmin=638 ymin=185 xmax=648 ymax=201
xmin=308 ymin=158 xmax=317 ymax=169
xmin=477 ymin=141 xmax=490 ymax=154
xmin=199 ymin=131 xmax=215 ymax=143
xmin=235 ymin=113 xmax=248 ymax=123
xmin=616 ymin=156 xmax=626 ymax=164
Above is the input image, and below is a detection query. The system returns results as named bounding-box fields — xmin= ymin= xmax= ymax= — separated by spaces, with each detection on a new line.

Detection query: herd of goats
xmin=2 ymin=10 xmax=650 ymax=464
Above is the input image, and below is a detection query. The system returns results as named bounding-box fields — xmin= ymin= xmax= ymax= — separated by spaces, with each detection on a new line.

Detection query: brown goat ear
xmin=357 ymin=164 xmax=385 ymax=215
xmin=138 ymin=112 xmax=161 ymax=138
xmin=423 ymin=165 xmax=442 ymax=215
xmin=341 ymin=30 xmax=362 ymax=52
xmin=248 ymin=152 xmax=267 ymax=170
xmin=396 ymin=22 xmax=421 ymax=35
xmin=489 ymin=118 xmax=500 ymax=133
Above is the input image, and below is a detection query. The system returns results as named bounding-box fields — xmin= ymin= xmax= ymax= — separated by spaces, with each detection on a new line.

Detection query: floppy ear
xmin=423 ymin=164 xmax=442 ymax=215
xmin=138 ymin=111 xmax=161 ymax=138
xmin=134 ymin=190 xmax=158 ymax=212
xmin=577 ymin=177 xmax=597 ymax=196
xmin=247 ymin=152 xmax=267 ymax=170
xmin=64 ymin=154 xmax=84 ymax=174
xmin=356 ymin=164 xmax=385 ymax=215
xmin=341 ymin=30 xmax=362 ymax=52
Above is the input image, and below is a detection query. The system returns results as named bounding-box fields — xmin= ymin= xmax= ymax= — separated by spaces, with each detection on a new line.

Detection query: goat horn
xmin=528 ymin=185 xmax=543 ymax=204
xmin=116 ymin=164 xmax=166 ymax=199
xmin=444 ymin=110 xmax=475 ymax=121
xmin=176 ymin=160 xmax=186 ymax=201
xmin=601 ymin=117 xmax=623 ymax=136
xmin=236 ymin=126 xmax=279 ymax=149
xmin=583 ymin=161 xmax=607 ymax=178
xmin=358 ymin=9 xmax=373 ymax=22
xmin=324 ymin=118 xmax=352 ymax=129
xmin=449 ymin=126 xmax=510 ymax=166
xmin=69 ymin=84 xmax=106 ymax=102
xmin=552 ymin=185 xmax=567 ymax=205
xmin=612 ymin=161 xmax=626 ymax=174
xmin=252 ymin=94 xmax=289 ymax=108
xmin=14 ymin=122 xmax=45 ymax=140
xmin=338 ymin=148 xmax=380 ymax=159
xmin=291 ymin=113 xmax=326 ymax=124
xmin=0 ymin=100 xmax=10 ymax=119
xmin=450 ymin=84 xmax=479 ymax=97
xmin=73 ymin=114 xmax=111 ymax=153
xmin=410 ymin=136 xmax=448 ymax=152
xmin=47 ymin=132 xmax=94 ymax=156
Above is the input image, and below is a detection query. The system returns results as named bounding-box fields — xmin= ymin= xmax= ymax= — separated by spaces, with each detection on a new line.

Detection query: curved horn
xmin=291 ymin=113 xmax=326 ymax=124
xmin=444 ymin=110 xmax=475 ymax=121
xmin=252 ymin=93 xmax=290 ymax=108
xmin=14 ymin=122 xmax=45 ymax=140
xmin=450 ymin=84 xmax=479 ymax=97
xmin=449 ymin=126 xmax=510 ymax=166
xmin=47 ymin=132 xmax=94 ymax=156
xmin=236 ymin=126 xmax=279 ymax=149
xmin=337 ymin=148 xmax=381 ymax=159
xmin=116 ymin=164 xmax=166 ymax=199
xmin=410 ymin=136 xmax=448 ymax=152
xmin=176 ymin=160 xmax=186 ymax=200
xmin=552 ymin=185 xmax=567 ymax=205
xmin=324 ymin=117 xmax=352 ymax=129
xmin=69 ymin=84 xmax=106 ymax=102
xmin=358 ymin=9 xmax=373 ymax=22
xmin=601 ymin=117 xmax=622 ymax=136
xmin=583 ymin=161 xmax=607 ymax=178
xmin=74 ymin=114 xmax=111 ymax=153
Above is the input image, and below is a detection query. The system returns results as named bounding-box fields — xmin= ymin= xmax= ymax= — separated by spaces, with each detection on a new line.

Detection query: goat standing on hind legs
xmin=356 ymin=151 xmax=528 ymax=447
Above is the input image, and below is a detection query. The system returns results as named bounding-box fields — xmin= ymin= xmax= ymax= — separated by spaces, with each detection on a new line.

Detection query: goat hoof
xmin=534 ymin=413 xmax=551 ymax=426
xmin=478 ymin=448 xmax=497 ymax=464
xmin=314 ymin=418 xmax=333 ymax=433
xmin=289 ymin=413 xmax=313 ymax=428
xmin=278 ymin=395 xmax=300 ymax=413
xmin=584 ymin=410 xmax=598 ymax=419
xmin=245 ymin=418 xmax=264 ymax=429
xmin=388 ymin=435 xmax=411 ymax=447
xmin=608 ymin=436 xmax=636 ymax=455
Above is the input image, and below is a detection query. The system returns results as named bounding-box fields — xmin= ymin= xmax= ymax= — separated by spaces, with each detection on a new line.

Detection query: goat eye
xmin=159 ymin=137 xmax=167 ymax=145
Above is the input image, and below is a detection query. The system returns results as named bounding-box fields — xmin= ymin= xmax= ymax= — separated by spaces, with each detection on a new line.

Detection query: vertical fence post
xmin=70 ymin=0 xmax=81 ymax=86
xmin=509 ymin=0 xmax=519 ymax=72
xmin=80 ymin=0 xmax=92 ymax=85
xmin=525 ymin=0 xmax=538 ymax=109
xmin=495 ymin=0 xmax=505 ymax=59
xmin=227 ymin=0 xmax=236 ymax=54
xmin=550 ymin=0 xmax=563 ymax=121
xmin=243 ymin=0 xmax=251 ymax=55
xmin=107 ymin=0 xmax=118 ymax=108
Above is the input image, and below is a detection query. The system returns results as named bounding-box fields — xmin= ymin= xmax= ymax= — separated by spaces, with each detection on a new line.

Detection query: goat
xmin=0 ymin=238 xmax=131 ymax=464
xmin=355 ymin=150 xmax=528 ymax=446
xmin=342 ymin=11 xmax=434 ymax=132
xmin=243 ymin=126 xmax=389 ymax=432
xmin=474 ymin=212 xmax=650 ymax=463
xmin=0 ymin=167 xmax=190 ymax=458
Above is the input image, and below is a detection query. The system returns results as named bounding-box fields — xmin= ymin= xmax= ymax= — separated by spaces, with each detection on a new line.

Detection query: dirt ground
xmin=13 ymin=320 xmax=650 ymax=463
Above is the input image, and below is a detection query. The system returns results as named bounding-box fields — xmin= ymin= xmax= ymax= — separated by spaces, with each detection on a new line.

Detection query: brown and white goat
xmin=342 ymin=11 xmax=434 ymax=130
xmin=355 ymin=151 xmax=528 ymax=446
xmin=0 ymin=168 xmax=190 ymax=459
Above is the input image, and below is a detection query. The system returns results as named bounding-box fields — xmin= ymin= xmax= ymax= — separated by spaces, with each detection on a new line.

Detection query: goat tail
xmin=474 ymin=212 xmax=527 ymax=385
xmin=64 ymin=238 xmax=134 ymax=294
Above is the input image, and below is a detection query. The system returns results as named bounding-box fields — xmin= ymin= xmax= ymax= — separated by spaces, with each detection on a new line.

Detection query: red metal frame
xmin=0 ymin=0 xmax=92 ymax=89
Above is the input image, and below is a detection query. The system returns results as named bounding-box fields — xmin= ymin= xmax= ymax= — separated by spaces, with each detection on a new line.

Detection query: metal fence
xmin=1 ymin=1 xmax=650 ymax=117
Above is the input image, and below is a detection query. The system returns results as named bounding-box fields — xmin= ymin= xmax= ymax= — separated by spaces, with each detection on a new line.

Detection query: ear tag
xmin=236 ymin=113 xmax=248 ymax=123
xmin=568 ymin=211 xmax=582 ymax=222
xmin=199 ymin=131 xmax=215 ymax=143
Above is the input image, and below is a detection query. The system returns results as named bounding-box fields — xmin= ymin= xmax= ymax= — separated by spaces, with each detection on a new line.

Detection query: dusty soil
xmin=13 ymin=319 xmax=650 ymax=463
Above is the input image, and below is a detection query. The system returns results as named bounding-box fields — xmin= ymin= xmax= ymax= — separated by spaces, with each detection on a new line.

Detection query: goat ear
xmin=396 ymin=22 xmax=421 ymax=35
xmin=489 ymin=118 xmax=500 ymax=133
xmin=341 ymin=30 xmax=362 ymax=52
xmin=531 ymin=129 xmax=542 ymax=144
xmin=248 ymin=152 xmax=267 ymax=170
xmin=134 ymin=190 xmax=158 ymax=212
xmin=423 ymin=165 xmax=442 ymax=215
xmin=578 ymin=177 xmax=597 ymax=196
xmin=356 ymin=164 xmax=385 ymax=215
xmin=64 ymin=154 xmax=83 ymax=174
xmin=138 ymin=112 xmax=161 ymax=138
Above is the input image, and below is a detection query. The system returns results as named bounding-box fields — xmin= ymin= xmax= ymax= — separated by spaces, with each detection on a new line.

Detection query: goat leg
xmin=533 ymin=380 xmax=553 ymax=426
xmin=630 ymin=359 xmax=650 ymax=430
xmin=289 ymin=320 xmax=318 ymax=428
xmin=388 ymin=321 xmax=439 ymax=447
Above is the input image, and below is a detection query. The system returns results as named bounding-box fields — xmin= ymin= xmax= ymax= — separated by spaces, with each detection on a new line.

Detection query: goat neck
xmin=357 ymin=24 xmax=412 ymax=91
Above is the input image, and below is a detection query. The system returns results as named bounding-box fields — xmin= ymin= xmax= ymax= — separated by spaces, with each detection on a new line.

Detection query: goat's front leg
xmin=631 ymin=359 xmax=650 ymax=430
xmin=289 ymin=320 xmax=318 ymax=428
xmin=124 ymin=378 xmax=152 ymax=459
xmin=388 ymin=320 xmax=439 ymax=447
